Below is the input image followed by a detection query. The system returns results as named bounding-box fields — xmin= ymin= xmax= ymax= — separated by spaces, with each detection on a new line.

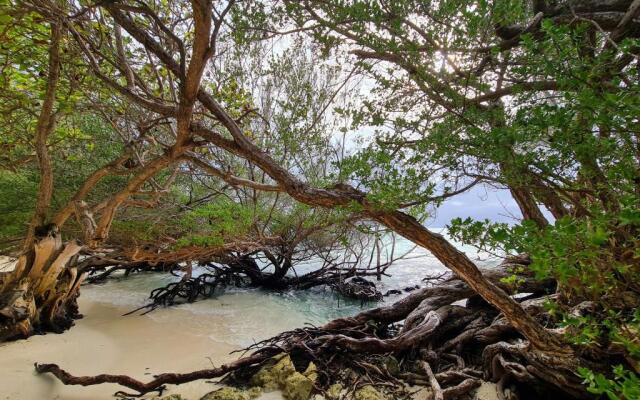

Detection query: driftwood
xmin=0 ymin=228 xmax=85 ymax=341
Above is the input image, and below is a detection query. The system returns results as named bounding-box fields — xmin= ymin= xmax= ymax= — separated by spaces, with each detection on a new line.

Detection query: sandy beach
xmin=0 ymin=294 xmax=498 ymax=400
xmin=0 ymin=257 xmax=497 ymax=400
xmin=0 ymin=295 xmax=284 ymax=400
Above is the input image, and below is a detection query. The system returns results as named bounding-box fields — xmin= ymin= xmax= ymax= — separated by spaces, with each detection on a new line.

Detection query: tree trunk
xmin=0 ymin=229 xmax=85 ymax=342
xmin=23 ymin=20 xmax=62 ymax=251
xmin=510 ymin=187 xmax=549 ymax=228
xmin=193 ymin=115 xmax=569 ymax=355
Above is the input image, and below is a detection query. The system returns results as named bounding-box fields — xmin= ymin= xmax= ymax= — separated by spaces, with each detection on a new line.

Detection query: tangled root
xmin=125 ymin=266 xmax=247 ymax=315
xmin=35 ymin=262 xmax=598 ymax=399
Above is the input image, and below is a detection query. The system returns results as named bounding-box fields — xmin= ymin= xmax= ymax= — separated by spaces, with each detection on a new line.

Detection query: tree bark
xmin=23 ymin=21 xmax=62 ymax=251
xmin=99 ymin=7 xmax=569 ymax=355
xmin=510 ymin=187 xmax=549 ymax=228
xmin=91 ymin=154 xmax=175 ymax=247
xmin=51 ymin=153 xmax=131 ymax=228
xmin=192 ymin=118 xmax=567 ymax=354
xmin=1 ymin=231 xmax=84 ymax=341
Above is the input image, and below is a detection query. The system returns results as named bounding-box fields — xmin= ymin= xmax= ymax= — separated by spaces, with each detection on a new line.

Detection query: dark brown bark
xmin=32 ymin=262 xmax=585 ymax=398
xmin=188 ymin=121 xmax=567 ymax=355
xmin=29 ymin=3 xmax=611 ymax=398
xmin=36 ymin=351 xmax=277 ymax=397
xmin=373 ymin=213 xmax=563 ymax=352
xmin=91 ymin=154 xmax=175 ymax=247
xmin=51 ymin=153 xmax=131 ymax=228
xmin=90 ymin=1 xmax=215 ymax=248
xmin=534 ymin=184 xmax=570 ymax=219
xmin=316 ymin=305 xmax=473 ymax=354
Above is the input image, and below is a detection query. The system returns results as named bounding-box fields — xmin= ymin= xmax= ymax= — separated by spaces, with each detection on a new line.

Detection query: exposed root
xmin=34 ymin=262 xmax=601 ymax=399
xmin=1 ymin=231 xmax=85 ymax=340
xmin=125 ymin=266 xmax=245 ymax=315
xmin=332 ymin=276 xmax=383 ymax=302
xmin=443 ymin=378 xmax=481 ymax=399
xmin=422 ymin=361 xmax=444 ymax=400
xmin=34 ymin=349 xmax=279 ymax=397
xmin=124 ymin=256 xmax=394 ymax=314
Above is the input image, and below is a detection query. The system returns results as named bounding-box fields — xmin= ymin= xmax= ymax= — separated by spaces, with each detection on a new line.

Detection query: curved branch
xmin=35 ymin=350 xmax=277 ymax=397
xmin=51 ymin=153 xmax=131 ymax=228
xmin=193 ymin=93 xmax=567 ymax=354
xmin=184 ymin=155 xmax=283 ymax=192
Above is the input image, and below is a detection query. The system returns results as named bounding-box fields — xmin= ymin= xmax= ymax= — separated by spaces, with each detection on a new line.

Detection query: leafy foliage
xmin=3 ymin=1 xmax=640 ymax=395
xmin=175 ymin=200 xmax=254 ymax=248
xmin=578 ymin=365 xmax=640 ymax=400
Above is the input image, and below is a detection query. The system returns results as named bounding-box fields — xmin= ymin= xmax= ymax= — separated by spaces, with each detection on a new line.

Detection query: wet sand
xmin=0 ymin=296 xmax=283 ymax=400
xmin=0 ymin=294 xmax=498 ymax=400
xmin=0 ymin=251 xmax=496 ymax=400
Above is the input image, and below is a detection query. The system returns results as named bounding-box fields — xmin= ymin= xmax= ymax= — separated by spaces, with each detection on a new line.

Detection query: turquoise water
xmin=81 ymin=231 xmax=499 ymax=347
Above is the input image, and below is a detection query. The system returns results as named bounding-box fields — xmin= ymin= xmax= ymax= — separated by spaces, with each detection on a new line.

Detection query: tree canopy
xmin=1 ymin=1 xmax=639 ymax=399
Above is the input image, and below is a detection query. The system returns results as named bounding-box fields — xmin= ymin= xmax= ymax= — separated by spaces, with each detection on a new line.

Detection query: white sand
xmin=0 ymin=253 xmax=495 ymax=400
xmin=474 ymin=382 xmax=500 ymax=400
xmin=0 ymin=293 xmax=498 ymax=400
xmin=0 ymin=296 xmax=284 ymax=400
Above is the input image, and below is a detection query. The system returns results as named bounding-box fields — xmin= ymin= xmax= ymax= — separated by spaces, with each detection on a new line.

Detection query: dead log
xmin=0 ymin=229 xmax=85 ymax=341
xmin=35 ymin=349 xmax=279 ymax=397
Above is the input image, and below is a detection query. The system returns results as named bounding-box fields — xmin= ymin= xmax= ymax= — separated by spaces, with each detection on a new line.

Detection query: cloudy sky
xmin=428 ymin=185 xmax=523 ymax=228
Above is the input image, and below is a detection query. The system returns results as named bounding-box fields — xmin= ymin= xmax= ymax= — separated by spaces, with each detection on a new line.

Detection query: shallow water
xmin=0 ymin=231 xmax=499 ymax=400
xmin=82 ymin=232 xmax=499 ymax=348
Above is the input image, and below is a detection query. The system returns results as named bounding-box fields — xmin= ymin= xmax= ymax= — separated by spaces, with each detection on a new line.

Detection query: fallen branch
xmin=35 ymin=349 xmax=279 ymax=397
xmin=422 ymin=361 xmax=443 ymax=400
